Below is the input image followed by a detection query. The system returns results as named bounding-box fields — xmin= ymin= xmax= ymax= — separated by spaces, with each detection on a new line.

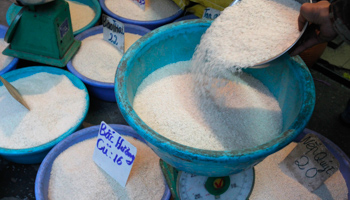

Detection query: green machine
xmin=3 ymin=0 xmax=80 ymax=67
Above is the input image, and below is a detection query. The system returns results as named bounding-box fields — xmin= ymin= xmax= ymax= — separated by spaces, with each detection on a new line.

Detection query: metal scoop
xmin=229 ymin=0 xmax=311 ymax=68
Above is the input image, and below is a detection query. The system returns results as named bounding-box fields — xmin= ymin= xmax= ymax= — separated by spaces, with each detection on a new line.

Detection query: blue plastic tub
xmin=67 ymin=24 xmax=150 ymax=102
xmin=35 ymin=124 xmax=171 ymax=200
xmin=99 ymin=0 xmax=184 ymax=30
xmin=6 ymin=0 xmax=101 ymax=36
xmin=115 ymin=19 xmax=316 ymax=177
xmin=0 ymin=24 xmax=19 ymax=76
xmin=0 ymin=66 xmax=90 ymax=164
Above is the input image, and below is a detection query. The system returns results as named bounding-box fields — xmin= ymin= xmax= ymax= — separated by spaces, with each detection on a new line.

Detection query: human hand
xmin=290 ymin=1 xmax=337 ymax=56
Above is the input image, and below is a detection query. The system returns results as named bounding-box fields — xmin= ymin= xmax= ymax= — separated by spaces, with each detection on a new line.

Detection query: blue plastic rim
xmin=0 ymin=24 xmax=19 ymax=76
xmin=115 ymin=19 xmax=316 ymax=177
xmin=99 ymin=0 xmax=184 ymax=30
xmin=35 ymin=124 xmax=171 ymax=200
xmin=6 ymin=0 xmax=101 ymax=36
xmin=174 ymin=14 xmax=198 ymax=22
xmin=67 ymin=24 xmax=151 ymax=102
xmin=0 ymin=66 xmax=90 ymax=164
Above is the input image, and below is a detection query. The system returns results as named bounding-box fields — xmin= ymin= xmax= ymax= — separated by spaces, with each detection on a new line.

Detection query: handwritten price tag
xmin=93 ymin=121 xmax=137 ymax=187
xmin=202 ymin=7 xmax=221 ymax=20
xmin=102 ymin=14 xmax=125 ymax=54
xmin=130 ymin=0 xmax=145 ymax=10
xmin=279 ymin=134 xmax=339 ymax=191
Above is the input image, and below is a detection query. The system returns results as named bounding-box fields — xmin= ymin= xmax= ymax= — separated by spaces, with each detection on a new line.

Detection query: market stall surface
xmin=0 ymin=0 xmax=349 ymax=199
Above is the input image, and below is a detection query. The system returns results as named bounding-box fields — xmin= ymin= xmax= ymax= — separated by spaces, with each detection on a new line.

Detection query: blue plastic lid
xmin=99 ymin=0 xmax=184 ymax=30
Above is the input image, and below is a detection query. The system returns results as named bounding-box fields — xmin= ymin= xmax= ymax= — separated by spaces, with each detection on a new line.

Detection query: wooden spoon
xmin=0 ymin=76 xmax=30 ymax=110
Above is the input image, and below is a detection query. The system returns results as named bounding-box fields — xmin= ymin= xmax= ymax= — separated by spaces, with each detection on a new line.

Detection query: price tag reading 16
xmin=93 ymin=121 xmax=137 ymax=187
xmin=102 ymin=14 xmax=125 ymax=54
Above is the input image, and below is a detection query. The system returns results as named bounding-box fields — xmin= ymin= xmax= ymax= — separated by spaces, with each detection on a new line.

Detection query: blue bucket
xmin=0 ymin=66 xmax=90 ymax=164
xmin=35 ymin=124 xmax=171 ymax=200
xmin=0 ymin=24 xmax=19 ymax=76
xmin=99 ymin=0 xmax=184 ymax=30
xmin=6 ymin=0 xmax=101 ymax=36
xmin=67 ymin=24 xmax=151 ymax=102
xmin=115 ymin=19 xmax=316 ymax=177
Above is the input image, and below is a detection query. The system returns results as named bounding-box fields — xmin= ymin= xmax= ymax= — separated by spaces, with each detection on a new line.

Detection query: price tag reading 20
xmin=93 ymin=121 xmax=137 ymax=187
xmin=279 ymin=134 xmax=339 ymax=191
xmin=102 ymin=14 xmax=125 ymax=54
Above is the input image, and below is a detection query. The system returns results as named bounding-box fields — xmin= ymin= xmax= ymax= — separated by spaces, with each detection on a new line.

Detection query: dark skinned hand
xmin=290 ymin=1 xmax=338 ymax=56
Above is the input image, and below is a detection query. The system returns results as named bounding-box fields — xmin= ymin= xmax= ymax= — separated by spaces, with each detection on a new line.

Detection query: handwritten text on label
xmin=279 ymin=134 xmax=339 ymax=191
xmin=202 ymin=8 xmax=221 ymax=20
xmin=130 ymin=0 xmax=145 ymax=10
xmin=93 ymin=121 xmax=137 ymax=187
xmin=102 ymin=14 xmax=125 ymax=54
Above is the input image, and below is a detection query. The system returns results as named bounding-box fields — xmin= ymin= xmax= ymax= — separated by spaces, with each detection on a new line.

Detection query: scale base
xmin=3 ymin=40 xmax=81 ymax=67
xmin=160 ymin=160 xmax=255 ymax=200
xmin=160 ymin=160 xmax=181 ymax=199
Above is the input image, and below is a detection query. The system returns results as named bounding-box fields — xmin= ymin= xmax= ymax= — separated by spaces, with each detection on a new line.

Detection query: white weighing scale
xmin=160 ymin=160 xmax=255 ymax=200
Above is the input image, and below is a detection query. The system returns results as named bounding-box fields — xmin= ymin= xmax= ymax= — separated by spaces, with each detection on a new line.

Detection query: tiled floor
xmin=318 ymin=36 xmax=350 ymax=85
xmin=321 ymin=43 xmax=350 ymax=69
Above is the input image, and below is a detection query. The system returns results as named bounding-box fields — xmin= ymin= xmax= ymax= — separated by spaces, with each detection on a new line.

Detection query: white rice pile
xmin=0 ymin=72 xmax=86 ymax=149
xmin=49 ymin=136 xmax=165 ymax=200
xmin=0 ymin=39 xmax=14 ymax=71
xmin=133 ymin=61 xmax=282 ymax=150
xmin=191 ymin=0 xmax=301 ymax=78
xmin=191 ymin=0 xmax=301 ymax=115
xmin=104 ymin=0 xmax=180 ymax=21
xmin=250 ymin=142 xmax=348 ymax=199
xmin=72 ymin=33 xmax=142 ymax=83
xmin=67 ymin=0 xmax=95 ymax=32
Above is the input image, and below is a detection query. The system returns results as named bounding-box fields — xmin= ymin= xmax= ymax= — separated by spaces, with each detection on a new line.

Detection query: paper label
xmin=279 ymin=134 xmax=339 ymax=191
xmin=93 ymin=121 xmax=137 ymax=187
xmin=130 ymin=0 xmax=145 ymax=10
xmin=59 ymin=18 xmax=69 ymax=39
xmin=102 ymin=14 xmax=125 ymax=54
xmin=202 ymin=7 xmax=221 ymax=20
